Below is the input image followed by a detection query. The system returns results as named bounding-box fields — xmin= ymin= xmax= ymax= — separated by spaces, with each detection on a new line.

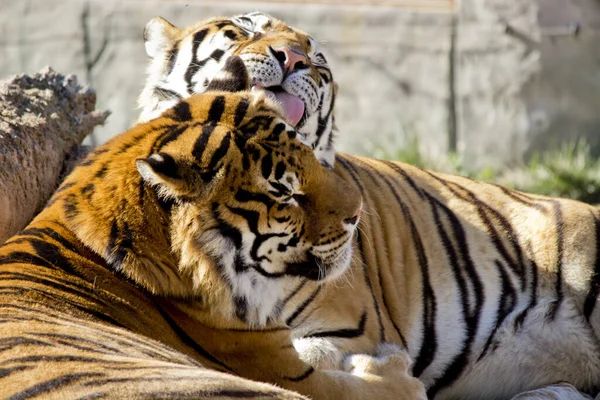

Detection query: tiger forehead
xmin=196 ymin=16 xmax=313 ymax=52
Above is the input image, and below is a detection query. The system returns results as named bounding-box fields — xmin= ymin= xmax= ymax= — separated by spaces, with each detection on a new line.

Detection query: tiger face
xmin=141 ymin=93 xmax=360 ymax=325
xmin=139 ymin=12 xmax=337 ymax=167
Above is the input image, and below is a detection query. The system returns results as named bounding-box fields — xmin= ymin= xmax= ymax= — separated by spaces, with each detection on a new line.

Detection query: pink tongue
xmin=264 ymin=90 xmax=305 ymax=126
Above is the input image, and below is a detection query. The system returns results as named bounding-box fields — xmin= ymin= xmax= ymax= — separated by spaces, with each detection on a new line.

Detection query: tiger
xmin=137 ymin=59 xmax=600 ymax=399
xmin=138 ymin=11 xmax=338 ymax=167
xmin=0 ymin=57 xmax=426 ymax=400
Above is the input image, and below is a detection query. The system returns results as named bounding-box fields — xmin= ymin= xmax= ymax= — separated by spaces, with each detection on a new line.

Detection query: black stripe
xmin=286 ymin=286 xmax=321 ymax=327
xmin=478 ymin=260 xmax=516 ymax=361
xmin=223 ymin=29 xmax=239 ymax=41
xmin=360 ymin=165 xmax=416 ymax=348
xmin=305 ymin=312 xmax=367 ymax=339
xmin=0 ymin=274 xmax=125 ymax=328
xmin=283 ymin=253 xmax=325 ymax=281
xmin=268 ymin=123 xmax=286 ymax=141
xmin=0 ymin=365 xmax=31 ymax=379
xmin=0 ymin=355 xmax=118 ymax=366
xmin=400 ymin=212 xmax=435 ymax=378
xmin=106 ymin=220 xmax=133 ymax=271
xmin=31 ymin=332 xmax=124 ymax=355
xmin=153 ymin=86 xmax=182 ymax=102
xmin=380 ymin=160 xmax=425 ymax=199
xmin=192 ymin=124 xmax=216 ymax=164
xmin=0 ymin=251 xmax=54 ymax=269
xmin=284 ymin=367 xmax=314 ymax=382
xmin=170 ymin=101 xmax=192 ymax=122
xmin=514 ymin=251 xmax=539 ymax=330
xmin=427 ymin=192 xmax=485 ymax=346
xmin=165 ymin=45 xmax=179 ymax=76
xmin=6 ymin=373 xmax=104 ymax=400
xmin=274 ymin=161 xmax=286 ymax=181
xmin=546 ymin=201 xmax=564 ymax=320
xmin=336 ymin=157 xmax=386 ymax=344
xmin=584 ymin=212 xmax=600 ymax=320
xmin=496 ymin=185 xmax=547 ymax=212
xmin=212 ymin=203 xmax=243 ymax=249
xmin=207 ymin=95 xmax=226 ymax=122
xmin=151 ymin=124 xmax=186 ymax=154
xmin=234 ymin=97 xmax=250 ymax=126
xmin=184 ymin=29 xmax=209 ymax=93
xmin=210 ymin=48 xmax=225 ymax=62
xmin=202 ymin=132 xmax=231 ymax=181
xmin=25 ymin=237 xmax=79 ymax=276
xmin=261 ymin=152 xmax=273 ymax=179
xmin=235 ymin=189 xmax=275 ymax=210
xmin=154 ymin=304 xmax=234 ymax=373
xmin=0 ymin=337 xmax=52 ymax=352
xmin=428 ymin=173 xmax=527 ymax=289
xmin=343 ymin=157 xmax=433 ymax=373
xmin=281 ymin=280 xmax=307 ymax=310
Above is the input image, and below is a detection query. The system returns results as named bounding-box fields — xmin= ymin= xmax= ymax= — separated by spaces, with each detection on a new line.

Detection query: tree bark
xmin=0 ymin=67 xmax=109 ymax=243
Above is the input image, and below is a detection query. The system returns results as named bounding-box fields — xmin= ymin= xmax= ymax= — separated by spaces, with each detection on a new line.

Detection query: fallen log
xmin=0 ymin=67 xmax=109 ymax=243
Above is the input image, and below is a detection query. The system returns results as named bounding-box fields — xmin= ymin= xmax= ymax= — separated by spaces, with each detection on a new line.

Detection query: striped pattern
xmin=138 ymin=12 xmax=338 ymax=167
xmin=0 ymin=223 xmax=306 ymax=399
xmin=0 ymin=89 xmax=428 ymax=399
xmin=281 ymin=154 xmax=600 ymax=399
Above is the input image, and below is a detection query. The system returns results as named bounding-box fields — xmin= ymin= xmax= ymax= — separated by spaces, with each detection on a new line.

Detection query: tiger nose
xmin=343 ymin=207 xmax=362 ymax=226
xmin=270 ymin=46 xmax=308 ymax=75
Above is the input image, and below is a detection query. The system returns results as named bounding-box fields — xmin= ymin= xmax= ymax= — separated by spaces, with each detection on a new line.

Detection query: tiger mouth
xmin=253 ymin=85 xmax=308 ymax=127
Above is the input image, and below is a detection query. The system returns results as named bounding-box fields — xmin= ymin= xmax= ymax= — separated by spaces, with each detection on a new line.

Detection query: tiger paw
xmin=343 ymin=343 xmax=427 ymax=400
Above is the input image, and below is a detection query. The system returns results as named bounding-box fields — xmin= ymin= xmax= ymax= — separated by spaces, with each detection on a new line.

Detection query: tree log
xmin=0 ymin=67 xmax=109 ymax=243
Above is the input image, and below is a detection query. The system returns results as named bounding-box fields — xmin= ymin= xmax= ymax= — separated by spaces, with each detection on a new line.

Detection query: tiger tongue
xmin=263 ymin=89 xmax=305 ymax=126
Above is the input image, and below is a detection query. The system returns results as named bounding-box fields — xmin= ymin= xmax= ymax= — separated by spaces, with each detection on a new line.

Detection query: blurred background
xmin=2 ymin=0 xmax=600 ymax=201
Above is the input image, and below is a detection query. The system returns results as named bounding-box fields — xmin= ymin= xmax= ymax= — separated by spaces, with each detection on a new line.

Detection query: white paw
xmin=293 ymin=337 xmax=344 ymax=370
xmin=342 ymin=342 xmax=412 ymax=377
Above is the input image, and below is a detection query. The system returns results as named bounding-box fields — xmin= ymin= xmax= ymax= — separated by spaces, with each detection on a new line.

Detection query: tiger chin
xmin=138 ymin=11 xmax=338 ymax=168
xmin=0 ymin=57 xmax=425 ymax=399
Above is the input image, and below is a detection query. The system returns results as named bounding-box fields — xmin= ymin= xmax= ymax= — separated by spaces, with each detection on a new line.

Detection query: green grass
xmin=367 ymin=138 xmax=600 ymax=204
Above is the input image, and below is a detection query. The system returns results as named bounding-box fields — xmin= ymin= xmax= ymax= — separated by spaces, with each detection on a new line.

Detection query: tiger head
xmin=59 ymin=58 xmax=360 ymax=326
xmin=138 ymin=12 xmax=337 ymax=167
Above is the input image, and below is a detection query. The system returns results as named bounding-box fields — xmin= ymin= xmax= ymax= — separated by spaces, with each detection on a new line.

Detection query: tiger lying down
xmin=134 ymin=12 xmax=600 ymax=399
xmin=0 ymin=58 xmax=424 ymax=399
xmin=1 ymin=59 xmax=599 ymax=400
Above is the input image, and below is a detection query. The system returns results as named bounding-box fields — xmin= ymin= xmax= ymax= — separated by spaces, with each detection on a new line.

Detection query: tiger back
xmin=0 ymin=59 xmax=425 ymax=399
xmin=284 ymin=153 xmax=600 ymax=399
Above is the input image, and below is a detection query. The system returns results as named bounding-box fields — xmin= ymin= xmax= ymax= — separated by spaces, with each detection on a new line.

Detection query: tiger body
xmin=289 ymin=156 xmax=600 ymax=399
xmin=0 ymin=220 xmax=307 ymax=399
xmin=135 ymin=21 xmax=600 ymax=394
xmin=4 ymin=30 xmax=600 ymax=398
xmin=0 ymin=86 xmax=425 ymax=399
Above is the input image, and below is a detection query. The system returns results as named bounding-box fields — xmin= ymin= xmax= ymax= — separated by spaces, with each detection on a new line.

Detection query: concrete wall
xmin=1 ymin=0 xmax=598 ymax=171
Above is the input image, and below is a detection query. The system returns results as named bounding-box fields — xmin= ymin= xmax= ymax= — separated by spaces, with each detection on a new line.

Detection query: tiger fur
xmin=138 ymin=12 xmax=337 ymax=167
xmin=140 ymin=58 xmax=600 ymax=399
xmin=0 ymin=59 xmax=425 ymax=399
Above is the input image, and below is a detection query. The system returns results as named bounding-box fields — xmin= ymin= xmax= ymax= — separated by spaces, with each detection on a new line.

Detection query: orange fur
xmin=0 ymin=89 xmax=425 ymax=399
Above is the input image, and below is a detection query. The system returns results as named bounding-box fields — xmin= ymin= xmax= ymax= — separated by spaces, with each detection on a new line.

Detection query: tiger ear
xmin=144 ymin=17 xmax=180 ymax=59
xmin=206 ymin=56 xmax=250 ymax=92
xmin=136 ymin=152 xmax=183 ymax=198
